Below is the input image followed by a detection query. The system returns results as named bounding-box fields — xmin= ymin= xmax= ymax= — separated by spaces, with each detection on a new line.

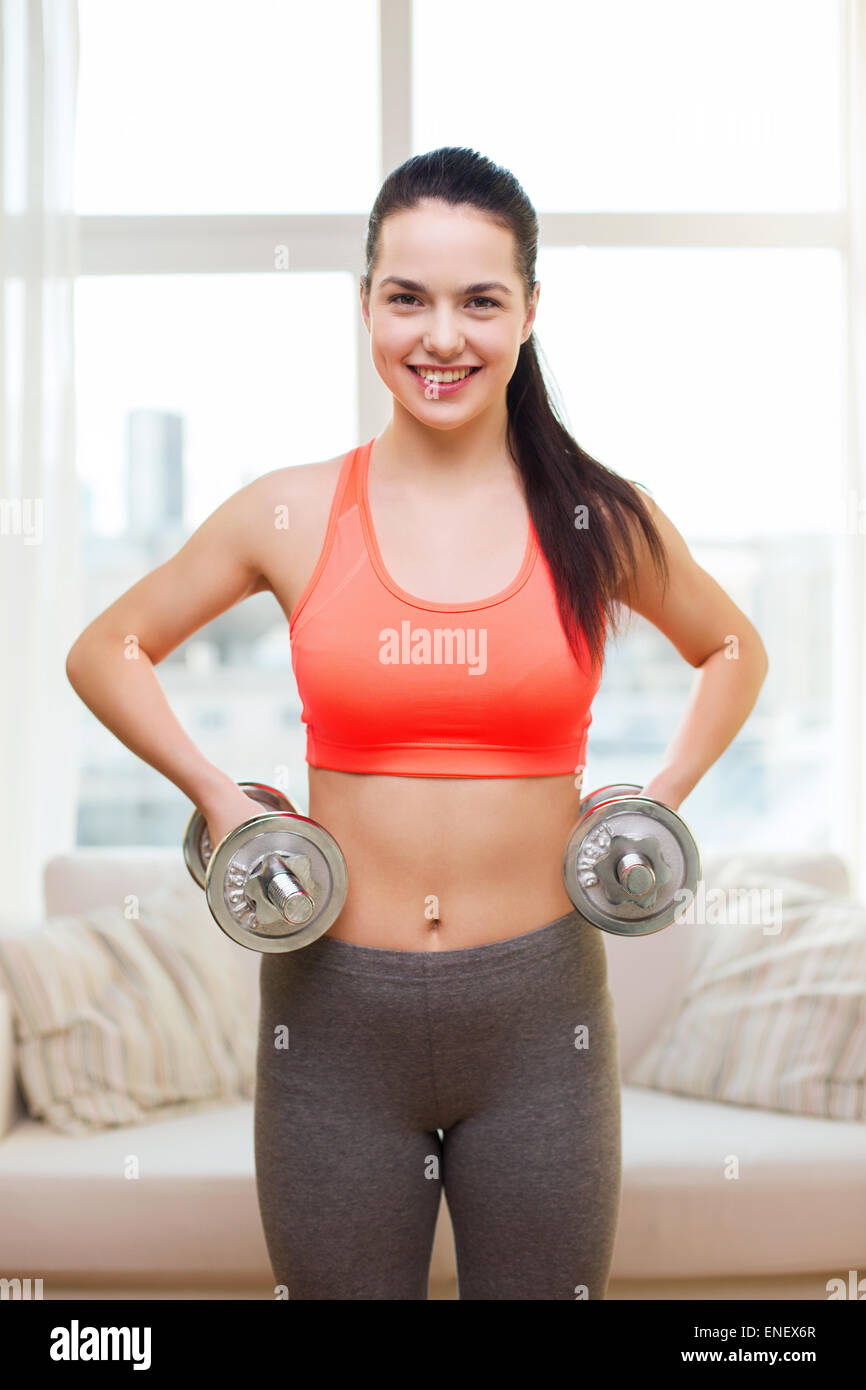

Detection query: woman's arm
xmin=65 ymin=471 xmax=279 ymax=823
xmin=616 ymin=493 xmax=769 ymax=812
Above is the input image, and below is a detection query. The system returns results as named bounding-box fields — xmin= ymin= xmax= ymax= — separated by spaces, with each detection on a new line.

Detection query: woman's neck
xmin=374 ymin=408 xmax=515 ymax=489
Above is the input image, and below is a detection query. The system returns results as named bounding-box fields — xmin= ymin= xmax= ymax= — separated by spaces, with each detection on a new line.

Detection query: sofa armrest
xmin=0 ymin=988 xmax=24 ymax=1139
xmin=702 ymin=850 xmax=852 ymax=900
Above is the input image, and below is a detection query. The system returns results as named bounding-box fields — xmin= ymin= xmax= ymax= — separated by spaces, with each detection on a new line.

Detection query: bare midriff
xmin=262 ymin=445 xmax=588 ymax=951
xmin=310 ymin=765 xmax=583 ymax=950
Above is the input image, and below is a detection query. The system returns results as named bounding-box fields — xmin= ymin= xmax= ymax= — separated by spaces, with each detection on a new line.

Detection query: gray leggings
xmin=254 ymin=907 xmax=622 ymax=1300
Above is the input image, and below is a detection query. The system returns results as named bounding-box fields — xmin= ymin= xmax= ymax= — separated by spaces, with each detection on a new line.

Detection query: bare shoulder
xmin=255 ymin=451 xmax=345 ymax=504
xmin=245 ymin=451 xmax=348 ymax=597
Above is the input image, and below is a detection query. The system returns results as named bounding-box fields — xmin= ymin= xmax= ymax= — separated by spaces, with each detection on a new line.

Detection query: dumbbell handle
xmin=578 ymin=839 xmax=657 ymax=896
xmin=267 ymin=871 xmax=314 ymax=923
xmin=615 ymin=851 xmax=656 ymax=900
xmin=245 ymin=852 xmax=315 ymax=926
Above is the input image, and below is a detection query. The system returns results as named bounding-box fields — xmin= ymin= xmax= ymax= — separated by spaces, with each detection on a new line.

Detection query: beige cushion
xmin=0 ymin=886 xmax=257 ymax=1134
xmin=625 ymin=861 xmax=866 ymax=1120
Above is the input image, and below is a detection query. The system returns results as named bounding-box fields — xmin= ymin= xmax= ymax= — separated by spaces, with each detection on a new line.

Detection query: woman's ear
xmin=522 ymin=281 xmax=540 ymax=342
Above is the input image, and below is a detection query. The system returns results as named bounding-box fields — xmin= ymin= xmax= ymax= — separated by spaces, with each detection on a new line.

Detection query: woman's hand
xmin=202 ymin=788 xmax=278 ymax=855
xmin=638 ymin=776 xmax=684 ymax=812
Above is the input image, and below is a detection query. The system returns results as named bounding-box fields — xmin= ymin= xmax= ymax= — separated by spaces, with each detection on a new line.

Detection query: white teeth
xmin=414 ymin=367 xmax=475 ymax=383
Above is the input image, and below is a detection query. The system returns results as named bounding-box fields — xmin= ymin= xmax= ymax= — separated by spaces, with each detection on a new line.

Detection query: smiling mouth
xmin=407 ymin=365 xmax=483 ymax=381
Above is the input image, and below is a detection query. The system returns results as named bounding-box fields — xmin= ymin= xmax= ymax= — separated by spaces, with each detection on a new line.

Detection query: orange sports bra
xmin=288 ymin=437 xmax=605 ymax=777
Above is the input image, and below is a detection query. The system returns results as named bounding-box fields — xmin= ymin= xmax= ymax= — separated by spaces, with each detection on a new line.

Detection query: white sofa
xmin=0 ymin=846 xmax=864 ymax=1301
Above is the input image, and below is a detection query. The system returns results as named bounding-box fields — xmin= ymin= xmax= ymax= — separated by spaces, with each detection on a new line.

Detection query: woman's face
xmin=360 ymin=199 xmax=539 ymax=429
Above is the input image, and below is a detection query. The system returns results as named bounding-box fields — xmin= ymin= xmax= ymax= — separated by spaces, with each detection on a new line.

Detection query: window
xmin=413 ymin=0 xmax=843 ymax=213
xmin=76 ymin=0 xmax=380 ymax=213
xmin=530 ymin=244 xmax=843 ymax=850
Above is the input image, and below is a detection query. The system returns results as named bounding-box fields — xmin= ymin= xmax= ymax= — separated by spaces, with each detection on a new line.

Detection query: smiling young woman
xmin=66 ymin=146 xmax=767 ymax=1301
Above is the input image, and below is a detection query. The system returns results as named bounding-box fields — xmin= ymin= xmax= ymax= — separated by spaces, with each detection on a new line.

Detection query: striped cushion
xmin=0 ymin=886 xmax=257 ymax=1134
xmin=625 ymin=862 xmax=866 ymax=1120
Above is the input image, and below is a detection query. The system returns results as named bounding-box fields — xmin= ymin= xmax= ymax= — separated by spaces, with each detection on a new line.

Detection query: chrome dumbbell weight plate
xmin=578 ymin=783 xmax=643 ymax=821
xmin=182 ymin=782 xmax=299 ymax=889
xmin=564 ymin=794 xmax=700 ymax=936
xmin=204 ymin=811 xmax=348 ymax=953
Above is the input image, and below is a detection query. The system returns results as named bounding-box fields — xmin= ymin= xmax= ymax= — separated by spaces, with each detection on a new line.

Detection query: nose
xmin=423 ymin=307 xmax=464 ymax=358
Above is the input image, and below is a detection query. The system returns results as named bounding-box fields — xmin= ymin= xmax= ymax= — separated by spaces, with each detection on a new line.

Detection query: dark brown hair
xmin=361 ymin=146 xmax=670 ymax=674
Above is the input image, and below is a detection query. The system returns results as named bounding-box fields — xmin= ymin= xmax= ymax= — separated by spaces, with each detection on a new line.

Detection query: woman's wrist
xmin=638 ymin=770 xmax=690 ymax=812
xmin=193 ymin=768 xmax=245 ymax=816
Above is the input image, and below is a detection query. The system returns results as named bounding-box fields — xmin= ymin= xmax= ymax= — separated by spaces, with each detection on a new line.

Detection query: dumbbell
xmin=563 ymin=782 xmax=700 ymax=937
xmin=182 ymin=781 xmax=348 ymax=953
